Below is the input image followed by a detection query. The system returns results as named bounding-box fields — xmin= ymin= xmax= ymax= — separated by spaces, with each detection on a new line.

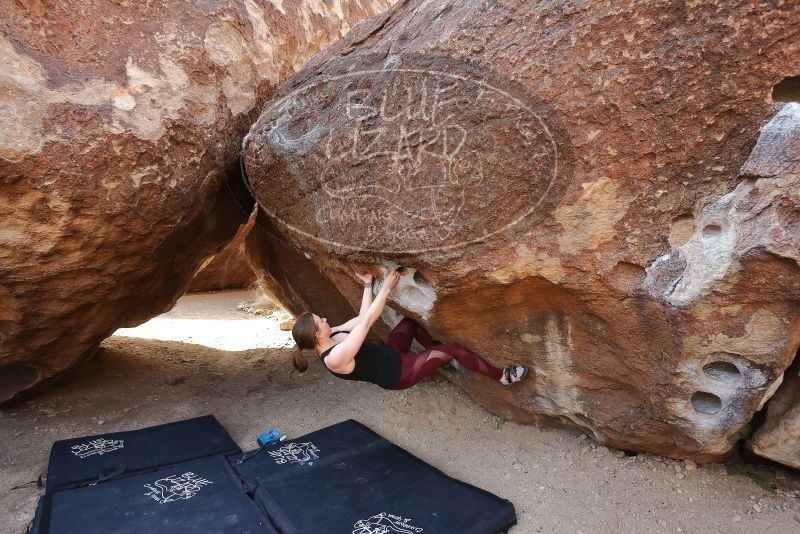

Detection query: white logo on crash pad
xmin=70 ymin=438 xmax=124 ymax=458
xmin=143 ymin=472 xmax=213 ymax=504
xmin=269 ymin=442 xmax=320 ymax=464
xmin=353 ymin=512 xmax=423 ymax=534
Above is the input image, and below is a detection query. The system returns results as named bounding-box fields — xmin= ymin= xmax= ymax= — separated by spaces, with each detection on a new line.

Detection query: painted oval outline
xmin=253 ymin=67 xmax=561 ymax=255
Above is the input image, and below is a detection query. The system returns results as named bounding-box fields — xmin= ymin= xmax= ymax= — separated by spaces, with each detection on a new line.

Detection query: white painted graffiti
xmin=256 ymin=55 xmax=564 ymax=255
xmin=315 ymin=76 xmax=502 ymax=247
xmin=143 ymin=472 xmax=213 ymax=504
xmin=70 ymin=438 xmax=125 ymax=458
xmin=353 ymin=512 xmax=424 ymax=534
xmin=268 ymin=442 xmax=320 ymax=464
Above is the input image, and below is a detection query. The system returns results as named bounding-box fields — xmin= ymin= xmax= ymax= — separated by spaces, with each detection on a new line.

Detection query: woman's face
xmin=313 ymin=314 xmax=332 ymax=341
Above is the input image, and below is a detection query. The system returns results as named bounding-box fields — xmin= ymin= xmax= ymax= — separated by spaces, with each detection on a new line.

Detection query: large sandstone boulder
xmin=243 ymin=0 xmax=800 ymax=461
xmin=0 ymin=0 xmax=394 ymax=403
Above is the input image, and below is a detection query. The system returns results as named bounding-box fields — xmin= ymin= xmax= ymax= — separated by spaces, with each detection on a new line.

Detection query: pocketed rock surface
xmin=1 ymin=292 xmax=799 ymax=534
xmin=242 ymin=0 xmax=800 ymax=462
xmin=0 ymin=0 xmax=394 ymax=403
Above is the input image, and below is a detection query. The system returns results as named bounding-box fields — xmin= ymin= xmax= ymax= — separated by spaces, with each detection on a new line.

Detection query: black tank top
xmin=319 ymin=331 xmax=401 ymax=389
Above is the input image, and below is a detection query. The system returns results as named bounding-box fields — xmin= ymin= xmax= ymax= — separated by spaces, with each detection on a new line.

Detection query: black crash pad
xmin=45 ymin=415 xmax=241 ymax=492
xmin=36 ymin=455 xmax=273 ymax=534
xmin=233 ymin=420 xmax=517 ymax=534
xmin=33 ymin=418 xmax=515 ymax=533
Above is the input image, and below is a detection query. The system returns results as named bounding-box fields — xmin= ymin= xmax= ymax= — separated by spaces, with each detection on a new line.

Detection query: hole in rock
xmin=772 ymin=76 xmax=800 ymax=102
xmin=114 ymin=290 xmax=296 ymax=352
xmin=701 ymin=224 xmax=722 ymax=238
xmin=690 ymin=391 xmax=722 ymax=415
xmin=667 ymin=214 xmax=695 ymax=247
xmin=0 ymin=362 xmax=41 ymax=402
xmin=703 ymin=361 xmax=741 ymax=383
xmin=606 ymin=261 xmax=646 ymax=293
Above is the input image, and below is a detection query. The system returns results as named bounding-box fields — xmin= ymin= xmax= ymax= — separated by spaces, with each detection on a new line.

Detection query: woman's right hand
xmin=382 ymin=269 xmax=401 ymax=291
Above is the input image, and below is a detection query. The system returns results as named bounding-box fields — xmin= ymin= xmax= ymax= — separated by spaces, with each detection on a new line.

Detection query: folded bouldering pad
xmin=37 ymin=455 xmax=273 ymax=534
xmin=45 ymin=415 xmax=241 ymax=492
xmin=234 ymin=420 xmax=517 ymax=534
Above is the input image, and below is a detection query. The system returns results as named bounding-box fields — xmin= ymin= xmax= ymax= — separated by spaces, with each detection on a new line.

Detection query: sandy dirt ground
xmin=2 ymin=290 xmax=799 ymax=534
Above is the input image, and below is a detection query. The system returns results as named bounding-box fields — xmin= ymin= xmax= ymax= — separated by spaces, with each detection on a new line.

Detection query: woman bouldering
xmin=291 ymin=269 xmax=528 ymax=389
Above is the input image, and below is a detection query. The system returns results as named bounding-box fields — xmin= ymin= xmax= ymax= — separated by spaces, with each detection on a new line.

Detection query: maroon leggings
xmin=385 ymin=318 xmax=503 ymax=390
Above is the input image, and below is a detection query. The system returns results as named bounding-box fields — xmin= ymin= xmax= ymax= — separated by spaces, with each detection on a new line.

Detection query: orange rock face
xmin=0 ymin=0 xmax=394 ymax=403
xmin=187 ymin=213 xmax=257 ymax=293
xmin=243 ymin=0 xmax=800 ymax=461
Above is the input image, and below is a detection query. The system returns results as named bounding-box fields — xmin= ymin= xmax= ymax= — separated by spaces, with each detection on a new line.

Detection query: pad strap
xmin=88 ymin=464 xmax=127 ymax=486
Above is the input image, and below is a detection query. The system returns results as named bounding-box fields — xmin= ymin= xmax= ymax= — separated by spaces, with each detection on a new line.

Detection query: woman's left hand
xmin=355 ymin=272 xmax=373 ymax=284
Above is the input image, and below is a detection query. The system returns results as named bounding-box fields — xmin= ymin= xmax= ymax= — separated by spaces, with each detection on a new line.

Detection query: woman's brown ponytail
xmin=290 ymin=312 xmax=317 ymax=372
xmin=292 ymin=346 xmax=308 ymax=373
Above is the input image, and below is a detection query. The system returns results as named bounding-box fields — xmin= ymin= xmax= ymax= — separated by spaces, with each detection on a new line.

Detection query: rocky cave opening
xmin=773 ymin=76 xmax=800 ymax=103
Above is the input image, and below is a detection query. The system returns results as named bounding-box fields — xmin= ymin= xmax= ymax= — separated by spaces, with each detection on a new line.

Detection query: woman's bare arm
xmin=332 ymin=316 xmax=360 ymax=332
xmin=356 ymin=272 xmax=374 ymax=316
xmin=332 ymin=272 xmax=374 ymax=331
xmin=325 ymin=270 xmax=400 ymax=369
